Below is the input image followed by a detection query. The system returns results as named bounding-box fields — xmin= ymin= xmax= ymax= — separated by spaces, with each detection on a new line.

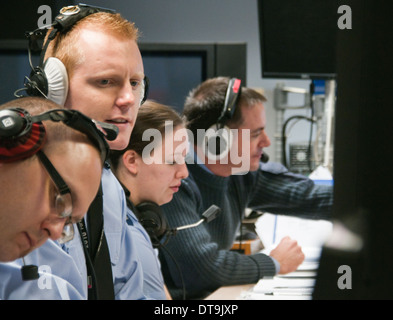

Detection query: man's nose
xmin=116 ymin=83 xmax=138 ymax=109
xmin=259 ymin=130 xmax=271 ymax=148
xmin=42 ymin=218 xmax=66 ymax=241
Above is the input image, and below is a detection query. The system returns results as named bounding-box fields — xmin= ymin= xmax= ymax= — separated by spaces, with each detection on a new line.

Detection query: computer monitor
xmin=257 ymin=0 xmax=338 ymax=79
xmin=139 ymin=43 xmax=247 ymax=113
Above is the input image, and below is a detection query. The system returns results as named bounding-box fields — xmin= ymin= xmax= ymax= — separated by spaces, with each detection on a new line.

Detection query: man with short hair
xmin=0 ymin=96 xmax=110 ymax=299
xmin=160 ymin=77 xmax=333 ymax=299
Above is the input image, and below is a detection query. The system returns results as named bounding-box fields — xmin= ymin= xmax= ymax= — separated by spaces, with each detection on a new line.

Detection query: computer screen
xmin=142 ymin=52 xmax=204 ymax=113
xmin=140 ymin=43 xmax=247 ymax=113
xmin=258 ymin=0 xmax=338 ymax=79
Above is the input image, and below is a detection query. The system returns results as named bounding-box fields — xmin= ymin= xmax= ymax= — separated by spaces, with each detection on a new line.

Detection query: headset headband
xmin=25 ymin=4 xmax=116 ymax=66
xmin=0 ymin=107 xmax=118 ymax=164
xmin=31 ymin=108 xmax=118 ymax=163
xmin=217 ymin=78 xmax=241 ymax=125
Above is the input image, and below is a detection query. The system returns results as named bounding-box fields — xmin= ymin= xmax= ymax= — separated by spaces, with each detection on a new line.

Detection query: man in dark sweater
xmin=159 ymin=77 xmax=333 ymax=299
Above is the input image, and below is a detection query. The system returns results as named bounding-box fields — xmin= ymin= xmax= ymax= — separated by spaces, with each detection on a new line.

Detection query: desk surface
xmin=205 ymin=284 xmax=255 ymax=300
xmin=206 ymin=282 xmax=314 ymax=300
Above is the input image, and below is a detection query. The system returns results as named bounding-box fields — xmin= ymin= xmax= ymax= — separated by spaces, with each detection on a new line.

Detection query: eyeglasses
xmin=36 ymin=150 xmax=74 ymax=244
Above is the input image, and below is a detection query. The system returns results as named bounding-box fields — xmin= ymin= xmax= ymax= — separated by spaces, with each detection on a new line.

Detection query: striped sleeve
xmin=160 ymin=178 xmax=276 ymax=300
xmin=248 ymin=162 xmax=333 ymax=220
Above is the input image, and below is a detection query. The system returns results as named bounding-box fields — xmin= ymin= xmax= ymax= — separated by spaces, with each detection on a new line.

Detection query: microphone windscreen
xmin=98 ymin=122 xmax=119 ymax=141
xmin=202 ymin=205 xmax=221 ymax=223
xmin=261 ymin=152 xmax=269 ymax=163
xmin=21 ymin=264 xmax=39 ymax=281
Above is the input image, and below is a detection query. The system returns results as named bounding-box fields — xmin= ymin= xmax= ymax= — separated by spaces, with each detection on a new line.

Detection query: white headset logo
xmin=1 ymin=117 xmax=15 ymax=128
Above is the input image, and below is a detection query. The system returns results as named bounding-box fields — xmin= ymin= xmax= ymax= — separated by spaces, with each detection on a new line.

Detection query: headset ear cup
xmin=0 ymin=109 xmax=46 ymax=163
xmin=43 ymin=57 xmax=69 ymax=106
xmin=26 ymin=67 xmax=48 ymax=98
xmin=203 ymin=124 xmax=233 ymax=161
xmin=0 ymin=109 xmax=28 ymax=138
xmin=136 ymin=201 xmax=168 ymax=239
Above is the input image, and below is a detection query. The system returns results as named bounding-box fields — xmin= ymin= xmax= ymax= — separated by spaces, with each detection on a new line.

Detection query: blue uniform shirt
xmin=126 ymin=208 xmax=167 ymax=299
xmin=0 ymin=168 xmax=148 ymax=300
xmin=63 ymin=167 xmax=148 ymax=299
xmin=0 ymin=240 xmax=85 ymax=300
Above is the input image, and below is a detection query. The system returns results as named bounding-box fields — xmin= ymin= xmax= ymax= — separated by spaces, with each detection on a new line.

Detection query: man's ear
xmin=122 ymin=150 xmax=139 ymax=175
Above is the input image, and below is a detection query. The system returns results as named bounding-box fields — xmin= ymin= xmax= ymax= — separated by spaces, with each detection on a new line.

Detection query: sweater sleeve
xmin=160 ymin=178 xmax=276 ymax=300
xmin=247 ymin=162 xmax=333 ymax=220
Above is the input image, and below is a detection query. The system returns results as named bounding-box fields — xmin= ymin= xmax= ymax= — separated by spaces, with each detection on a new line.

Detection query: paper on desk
xmin=253 ymin=277 xmax=315 ymax=294
xmin=309 ymin=165 xmax=332 ymax=179
xmin=243 ymin=275 xmax=315 ymax=300
xmin=255 ymin=213 xmax=333 ymax=261
xmin=241 ymin=292 xmax=312 ymax=300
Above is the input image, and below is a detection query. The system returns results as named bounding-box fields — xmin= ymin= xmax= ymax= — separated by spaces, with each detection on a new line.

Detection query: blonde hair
xmin=44 ymin=12 xmax=140 ymax=78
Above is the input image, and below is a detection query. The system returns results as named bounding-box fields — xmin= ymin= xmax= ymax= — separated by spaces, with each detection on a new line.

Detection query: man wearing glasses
xmin=0 ymin=96 xmax=113 ymax=299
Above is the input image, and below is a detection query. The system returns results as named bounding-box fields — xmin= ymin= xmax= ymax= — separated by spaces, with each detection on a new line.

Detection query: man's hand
xmin=269 ymin=236 xmax=305 ymax=274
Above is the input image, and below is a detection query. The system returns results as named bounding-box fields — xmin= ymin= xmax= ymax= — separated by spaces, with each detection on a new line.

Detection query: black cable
xmin=281 ymin=115 xmax=315 ymax=168
xmin=307 ymin=81 xmax=316 ymax=172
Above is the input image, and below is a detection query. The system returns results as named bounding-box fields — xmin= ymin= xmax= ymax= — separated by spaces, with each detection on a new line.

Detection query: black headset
xmin=122 ymin=183 xmax=169 ymax=248
xmin=135 ymin=201 xmax=169 ymax=248
xmin=203 ymin=78 xmax=242 ymax=161
xmin=15 ymin=3 xmax=149 ymax=106
xmin=0 ymin=106 xmax=118 ymax=164
xmin=125 ymin=189 xmax=221 ymax=249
